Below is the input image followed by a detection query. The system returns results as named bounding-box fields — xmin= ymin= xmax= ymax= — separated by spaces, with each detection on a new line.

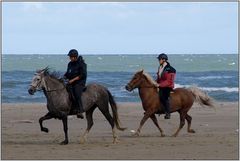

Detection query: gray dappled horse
xmin=28 ymin=67 xmax=126 ymax=145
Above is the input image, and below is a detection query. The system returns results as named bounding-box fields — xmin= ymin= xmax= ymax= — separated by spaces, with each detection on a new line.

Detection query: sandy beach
xmin=1 ymin=102 xmax=239 ymax=160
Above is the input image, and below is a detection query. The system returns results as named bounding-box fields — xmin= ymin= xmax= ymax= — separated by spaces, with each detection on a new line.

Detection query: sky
xmin=2 ymin=2 xmax=238 ymax=55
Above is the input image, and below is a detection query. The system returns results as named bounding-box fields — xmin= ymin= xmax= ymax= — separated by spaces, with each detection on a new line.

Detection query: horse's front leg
xmin=60 ymin=115 xmax=69 ymax=145
xmin=39 ymin=112 xmax=53 ymax=133
xmin=150 ymin=114 xmax=165 ymax=137
xmin=133 ymin=110 xmax=153 ymax=136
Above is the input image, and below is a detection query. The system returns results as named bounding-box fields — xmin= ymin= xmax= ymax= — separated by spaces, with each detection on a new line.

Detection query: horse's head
xmin=125 ymin=70 xmax=145 ymax=91
xmin=126 ymin=70 xmax=159 ymax=91
xmin=28 ymin=67 xmax=48 ymax=95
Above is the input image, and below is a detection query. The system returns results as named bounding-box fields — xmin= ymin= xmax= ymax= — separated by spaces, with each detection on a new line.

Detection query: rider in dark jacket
xmin=64 ymin=49 xmax=87 ymax=119
xmin=156 ymin=53 xmax=176 ymax=119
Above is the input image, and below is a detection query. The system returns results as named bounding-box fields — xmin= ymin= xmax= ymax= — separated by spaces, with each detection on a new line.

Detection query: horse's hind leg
xmin=150 ymin=114 xmax=165 ymax=137
xmin=172 ymin=111 xmax=186 ymax=137
xmin=98 ymin=105 xmax=118 ymax=144
xmin=186 ymin=114 xmax=195 ymax=133
xmin=80 ymin=106 xmax=96 ymax=144
xmin=39 ymin=112 xmax=53 ymax=133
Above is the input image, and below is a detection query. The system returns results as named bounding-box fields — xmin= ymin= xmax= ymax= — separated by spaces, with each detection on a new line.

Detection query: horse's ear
xmin=140 ymin=69 xmax=144 ymax=74
xmin=44 ymin=66 xmax=49 ymax=72
xmin=36 ymin=66 xmax=49 ymax=75
xmin=42 ymin=66 xmax=50 ymax=75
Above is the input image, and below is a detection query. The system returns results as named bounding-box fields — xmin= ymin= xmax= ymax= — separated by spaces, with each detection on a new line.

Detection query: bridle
xmin=139 ymin=85 xmax=159 ymax=89
xmin=128 ymin=76 xmax=159 ymax=89
xmin=31 ymin=75 xmax=66 ymax=93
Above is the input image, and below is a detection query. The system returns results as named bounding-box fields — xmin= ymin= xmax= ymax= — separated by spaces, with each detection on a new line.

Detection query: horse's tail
xmin=107 ymin=90 xmax=127 ymax=131
xmin=188 ymin=86 xmax=215 ymax=108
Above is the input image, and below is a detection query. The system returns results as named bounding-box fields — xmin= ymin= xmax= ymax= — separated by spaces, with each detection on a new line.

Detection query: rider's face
xmin=159 ymin=59 xmax=164 ymax=65
xmin=69 ymin=56 xmax=77 ymax=62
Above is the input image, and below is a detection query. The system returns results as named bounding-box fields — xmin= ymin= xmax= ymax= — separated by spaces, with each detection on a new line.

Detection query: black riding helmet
xmin=68 ymin=49 xmax=78 ymax=57
xmin=157 ymin=53 xmax=168 ymax=60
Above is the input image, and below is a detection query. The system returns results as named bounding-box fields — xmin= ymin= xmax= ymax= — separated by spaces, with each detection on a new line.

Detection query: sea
xmin=1 ymin=54 xmax=239 ymax=103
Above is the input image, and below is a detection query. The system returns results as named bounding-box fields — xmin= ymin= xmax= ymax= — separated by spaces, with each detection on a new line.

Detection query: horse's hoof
xmin=113 ymin=138 xmax=120 ymax=144
xmin=42 ymin=128 xmax=49 ymax=133
xmin=132 ymin=132 xmax=140 ymax=137
xmin=188 ymin=129 xmax=196 ymax=133
xmin=60 ymin=140 xmax=68 ymax=145
xmin=80 ymin=137 xmax=86 ymax=144
xmin=161 ymin=134 xmax=166 ymax=137
xmin=171 ymin=134 xmax=177 ymax=137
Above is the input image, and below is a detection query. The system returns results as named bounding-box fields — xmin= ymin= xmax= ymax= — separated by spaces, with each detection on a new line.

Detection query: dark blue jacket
xmin=64 ymin=57 xmax=87 ymax=86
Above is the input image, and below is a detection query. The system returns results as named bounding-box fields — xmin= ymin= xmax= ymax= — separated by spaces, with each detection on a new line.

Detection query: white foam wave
xmin=228 ymin=62 xmax=236 ymax=66
xmin=196 ymin=76 xmax=233 ymax=80
xmin=184 ymin=58 xmax=193 ymax=61
xmin=128 ymin=64 xmax=140 ymax=68
xmin=200 ymin=87 xmax=238 ymax=92
xmin=38 ymin=56 xmax=44 ymax=59
xmin=175 ymin=84 xmax=238 ymax=92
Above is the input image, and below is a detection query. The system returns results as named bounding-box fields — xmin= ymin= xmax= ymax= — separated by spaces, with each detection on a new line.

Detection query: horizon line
xmin=2 ymin=53 xmax=238 ymax=55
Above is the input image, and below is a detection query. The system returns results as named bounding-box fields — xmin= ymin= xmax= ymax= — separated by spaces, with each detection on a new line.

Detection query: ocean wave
xmin=195 ymin=76 xmax=233 ymax=80
xmin=228 ymin=62 xmax=236 ymax=66
xmin=175 ymin=84 xmax=238 ymax=92
xmin=2 ymin=68 xmax=238 ymax=102
xmin=200 ymin=87 xmax=238 ymax=92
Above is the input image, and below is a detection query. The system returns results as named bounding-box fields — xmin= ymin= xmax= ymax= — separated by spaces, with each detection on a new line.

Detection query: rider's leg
xmin=164 ymin=98 xmax=170 ymax=119
xmin=159 ymin=88 xmax=171 ymax=119
xmin=66 ymin=84 xmax=76 ymax=106
xmin=164 ymin=88 xmax=171 ymax=119
xmin=73 ymin=83 xmax=84 ymax=119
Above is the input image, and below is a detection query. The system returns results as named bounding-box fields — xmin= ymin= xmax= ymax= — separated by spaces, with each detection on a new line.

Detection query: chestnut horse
xmin=125 ymin=70 xmax=214 ymax=137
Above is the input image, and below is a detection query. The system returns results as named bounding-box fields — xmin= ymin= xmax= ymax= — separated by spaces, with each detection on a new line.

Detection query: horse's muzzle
xmin=28 ymin=88 xmax=36 ymax=95
xmin=125 ymin=84 xmax=133 ymax=91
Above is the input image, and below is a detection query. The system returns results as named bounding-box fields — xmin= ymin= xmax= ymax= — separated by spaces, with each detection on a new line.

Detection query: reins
xmin=44 ymin=87 xmax=66 ymax=93
xmin=139 ymin=73 xmax=159 ymax=89
xmin=42 ymin=76 xmax=66 ymax=93
xmin=139 ymin=77 xmax=159 ymax=89
xmin=139 ymin=85 xmax=159 ymax=89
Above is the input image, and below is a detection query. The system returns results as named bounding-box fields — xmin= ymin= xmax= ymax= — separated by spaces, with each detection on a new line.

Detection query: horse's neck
xmin=138 ymin=80 xmax=158 ymax=104
xmin=43 ymin=76 xmax=64 ymax=91
xmin=43 ymin=76 xmax=70 ymax=107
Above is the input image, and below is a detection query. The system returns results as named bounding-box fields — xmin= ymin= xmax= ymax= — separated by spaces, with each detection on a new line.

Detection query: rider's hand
xmin=68 ymin=79 xmax=74 ymax=84
xmin=63 ymin=78 xmax=69 ymax=84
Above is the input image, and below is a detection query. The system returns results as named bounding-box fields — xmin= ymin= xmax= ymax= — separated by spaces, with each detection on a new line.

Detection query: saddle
xmin=66 ymin=85 xmax=86 ymax=100
xmin=65 ymin=85 xmax=87 ymax=115
xmin=156 ymin=88 xmax=174 ymax=115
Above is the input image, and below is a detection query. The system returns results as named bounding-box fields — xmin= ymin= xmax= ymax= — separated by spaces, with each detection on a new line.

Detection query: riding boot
xmin=164 ymin=98 xmax=171 ymax=119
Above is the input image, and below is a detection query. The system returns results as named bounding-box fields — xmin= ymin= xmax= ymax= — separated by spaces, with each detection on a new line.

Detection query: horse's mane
xmin=142 ymin=71 xmax=159 ymax=88
xmin=36 ymin=67 xmax=64 ymax=83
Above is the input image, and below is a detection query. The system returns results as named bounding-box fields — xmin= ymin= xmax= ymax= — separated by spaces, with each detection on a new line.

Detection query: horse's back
xmin=170 ymin=87 xmax=195 ymax=108
xmin=85 ymin=83 xmax=108 ymax=93
xmin=82 ymin=83 xmax=109 ymax=109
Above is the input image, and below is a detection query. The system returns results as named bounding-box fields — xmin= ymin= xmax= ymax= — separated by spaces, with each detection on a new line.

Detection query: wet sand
xmin=1 ymin=102 xmax=239 ymax=160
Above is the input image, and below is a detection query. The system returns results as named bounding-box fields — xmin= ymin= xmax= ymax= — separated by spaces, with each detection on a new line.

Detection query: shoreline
xmin=1 ymin=101 xmax=239 ymax=159
xmin=1 ymin=101 xmax=238 ymax=105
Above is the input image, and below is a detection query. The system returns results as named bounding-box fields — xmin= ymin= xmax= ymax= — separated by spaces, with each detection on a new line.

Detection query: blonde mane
xmin=142 ymin=71 xmax=159 ymax=88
